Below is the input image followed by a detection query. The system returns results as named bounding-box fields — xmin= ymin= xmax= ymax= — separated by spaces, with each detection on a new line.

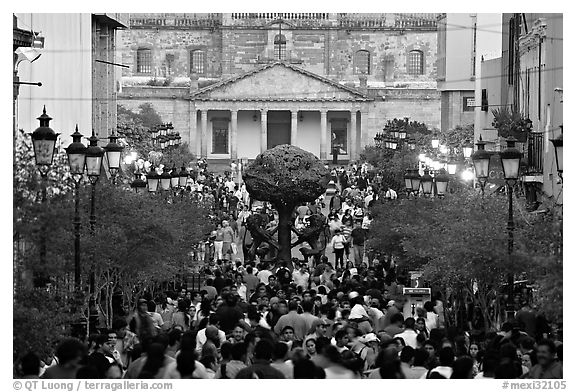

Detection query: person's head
xmin=413 ymin=349 xmax=429 ymax=367
xmin=469 ymin=343 xmax=480 ymax=358
xmin=253 ymin=339 xmax=274 ymax=361
xmin=404 ymin=317 xmax=416 ymax=331
xmin=335 ymin=329 xmax=349 ymax=347
xmin=231 ymin=342 xmax=247 ymax=362
xmin=20 ymin=352 xmax=41 ymax=377
xmin=390 ymin=312 xmax=404 ymax=326
xmin=232 ymin=324 xmax=245 ymax=342
xmin=301 ymin=300 xmax=314 ymax=313
xmin=521 ymin=353 xmax=532 ymax=369
xmin=273 ymin=342 xmax=289 ymax=362
xmin=105 ymin=363 xmax=123 ymax=379
xmin=451 ymin=357 xmax=474 ymax=379
xmin=536 ymin=339 xmax=557 ymax=368
xmin=416 ymin=317 xmax=427 ymax=332
xmin=281 ymin=326 xmax=295 ymax=342
xmin=400 ymin=346 xmax=415 ymax=365
xmin=305 ymin=338 xmax=317 ymax=355
xmin=56 ymin=338 xmax=86 ymax=367
xmin=438 ymin=347 xmax=455 ymax=367
xmin=137 ymin=298 xmax=148 ymax=313
xmin=294 ymin=358 xmax=320 ymax=379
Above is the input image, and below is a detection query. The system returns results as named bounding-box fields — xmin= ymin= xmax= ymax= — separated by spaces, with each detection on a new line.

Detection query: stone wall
xmin=118 ymin=14 xmax=438 ymax=88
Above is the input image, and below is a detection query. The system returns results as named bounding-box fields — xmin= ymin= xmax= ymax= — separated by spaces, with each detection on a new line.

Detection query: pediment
xmin=191 ymin=62 xmax=370 ymax=102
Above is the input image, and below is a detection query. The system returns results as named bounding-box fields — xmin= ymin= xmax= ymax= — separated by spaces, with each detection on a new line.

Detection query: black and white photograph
xmin=12 ymin=5 xmax=565 ymax=386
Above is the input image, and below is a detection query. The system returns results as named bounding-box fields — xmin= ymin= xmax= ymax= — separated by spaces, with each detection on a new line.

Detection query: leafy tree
xmin=367 ymin=188 xmax=561 ymax=331
xmin=243 ymin=145 xmax=330 ymax=264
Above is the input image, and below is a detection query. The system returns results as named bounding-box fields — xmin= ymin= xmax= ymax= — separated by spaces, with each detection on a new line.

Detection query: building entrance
xmin=267 ymin=110 xmax=291 ymax=149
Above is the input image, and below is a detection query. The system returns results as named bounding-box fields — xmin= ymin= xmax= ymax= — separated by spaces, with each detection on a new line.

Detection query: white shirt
xmin=257 ymin=269 xmax=273 ymax=285
xmin=350 ymin=304 xmax=369 ymax=320
xmin=195 ymin=327 xmax=226 ymax=353
xmin=420 ymin=366 xmax=453 ymax=379
xmin=394 ymin=329 xmax=419 ymax=349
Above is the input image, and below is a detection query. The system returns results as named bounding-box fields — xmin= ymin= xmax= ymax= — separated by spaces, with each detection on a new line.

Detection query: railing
xmin=130 ymin=14 xmax=222 ymax=28
xmin=527 ymin=132 xmax=544 ymax=173
xmin=230 ymin=13 xmax=329 ymax=20
xmin=394 ymin=13 xmax=437 ymax=28
xmin=337 ymin=13 xmax=387 ymax=28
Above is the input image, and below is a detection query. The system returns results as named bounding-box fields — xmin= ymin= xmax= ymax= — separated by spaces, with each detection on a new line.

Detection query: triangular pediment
xmin=191 ymin=62 xmax=370 ymax=102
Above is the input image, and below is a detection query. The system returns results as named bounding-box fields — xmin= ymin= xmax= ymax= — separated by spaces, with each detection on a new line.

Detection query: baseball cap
xmin=387 ymin=300 xmax=396 ymax=307
xmin=359 ymin=333 xmax=380 ymax=344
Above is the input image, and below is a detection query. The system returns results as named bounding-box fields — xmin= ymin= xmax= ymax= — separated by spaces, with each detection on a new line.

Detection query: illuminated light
xmin=461 ymin=169 xmax=475 ymax=182
xmin=418 ymin=153 xmax=426 ymax=162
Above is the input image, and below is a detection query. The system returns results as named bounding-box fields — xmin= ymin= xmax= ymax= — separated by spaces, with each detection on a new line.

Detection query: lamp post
xmin=30 ymin=106 xmax=59 ymax=273
xmin=471 ymin=136 xmax=490 ymax=196
xmin=421 ymin=169 xmax=434 ymax=197
xmin=462 ymin=141 xmax=474 ymax=160
xmin=178 ymin=165 xmax=189 ymax=188
xmin=434 ymin=168 xmax=450 ymax=198
xmin=65 ymin=126 xmax=87 ymax=292
xmin=147 ymin=166 xmax=160 ymax=193
xmin=550 ymin=128 xmax=563 ymax=182
xmin=500 ymin=136 xmax=522 ymax=319
xmin=104 ymin=131 xmax=124 ymax=184
xmin=85 ymin=131 xmax=105 ymax=231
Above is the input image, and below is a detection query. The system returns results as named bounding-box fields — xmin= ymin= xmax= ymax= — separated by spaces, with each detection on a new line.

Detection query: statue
xmin=243 ymin=145 xmax=330 ymax=266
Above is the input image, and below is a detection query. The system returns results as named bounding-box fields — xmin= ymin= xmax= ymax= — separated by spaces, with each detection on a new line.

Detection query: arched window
xmin=407 ymin=50 xmax=424 ymax=75
xmin=274 ymin=34 xmax=287 ymax=60
xmin=190 ymin=50 xmax=205 ymax=75
xmin=136 ymin=48 xmax=152 ymax=74
xmin=354 ymin=50 xmax=370 ymax=75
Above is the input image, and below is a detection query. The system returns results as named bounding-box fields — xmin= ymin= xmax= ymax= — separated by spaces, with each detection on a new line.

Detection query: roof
xmin=190 ymin=61 xmax=372 ymax=102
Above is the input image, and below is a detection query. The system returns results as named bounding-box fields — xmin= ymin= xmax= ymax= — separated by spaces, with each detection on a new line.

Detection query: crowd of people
xmin=15 ymin=161 xmax=562 ymax=380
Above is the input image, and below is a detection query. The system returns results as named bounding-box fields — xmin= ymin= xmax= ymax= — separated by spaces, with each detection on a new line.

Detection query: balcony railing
xmin=337 ymin=13 xmax=387 ymax=28
xmin=526 ymin=132 xmax=544 ymax=173
xmin=394 ymin=13 xmax=438 ymax=28
xmin=231 ymin=13 xmax=329 ymax=21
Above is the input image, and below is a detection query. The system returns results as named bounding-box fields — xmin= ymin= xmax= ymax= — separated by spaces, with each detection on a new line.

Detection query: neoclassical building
xmin=117 ymin=13 xmax=441 ymax=160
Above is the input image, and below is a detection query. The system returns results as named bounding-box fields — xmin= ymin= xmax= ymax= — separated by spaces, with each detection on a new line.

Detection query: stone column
xmin=320 ymin=109 xmax=328 ymax=160
xmin=189 ymin=105 xmax=198 ymax=157
xmin=200 ymin=109 xmax=208 ymax=158
xmin=291 ymin=110 xmax=298 ymax=146
xmin=360 ymin=110 xmax=369 ymax=152
xmin=260 ymin=110 xmax=268 ymax=153
xmin=350 ymin=110 xmax=357 ymax=161
xmin=230 ymin=109 xmax=238 ymax=159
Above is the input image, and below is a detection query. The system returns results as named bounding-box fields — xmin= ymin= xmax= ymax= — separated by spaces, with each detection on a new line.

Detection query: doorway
xmin=267 ymin=110 xmax=291 ymax=149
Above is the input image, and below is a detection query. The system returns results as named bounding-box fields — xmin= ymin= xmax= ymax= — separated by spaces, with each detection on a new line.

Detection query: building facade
xmin=117 ymin=13 xmax=441 ymax=160
xmin=475 ymin=13 xmax=562 ymax=206
xmin=15 ymin=13 xmax=127 ymax=148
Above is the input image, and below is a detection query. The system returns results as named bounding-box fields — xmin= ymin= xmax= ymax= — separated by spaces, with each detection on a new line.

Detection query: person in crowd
xmin=235 ymin=340 xmax=285 ymax=379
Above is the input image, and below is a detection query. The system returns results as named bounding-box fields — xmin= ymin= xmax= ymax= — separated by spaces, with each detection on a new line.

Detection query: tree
xmin=367 ymin=188 xmax=561 ymax=331
xmin=243 ymin=145 xmax=330 ymax=264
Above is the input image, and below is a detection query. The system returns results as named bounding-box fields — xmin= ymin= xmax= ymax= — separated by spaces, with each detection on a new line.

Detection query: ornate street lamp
xmin=150 ymin=126 xmax=159 ymax=141
xmin=65 ymin=126 xmax=87 ymax=292
xmin=147 ymin=167 xmax=160 ymax=192
xmin=160 ymin=167 xmax=172 ymax=191
xmin=170 ymin=164 xmax=180 ymax=188
xmin=30 ymin=106 xmax=60 ymax=171
xmin=411 ymin=169 xmax=422 ymax=194
xmin=421 ymin=169 xmax=434 ymax=196
xmin=104 ymin=132 xmax=124 ymax=182
xmin=431 ymin=134 xmax=440 ymax=149
xmin=175 ymin=133 xmax=182 ymax=146
xmin=447 ymin=155 xmax=458 ymax=175
xmin=389 ymin=138 xmax=398 ymax=150
xmin=130 ymin=174 xmax=147 ymax=192
xmin=407 ymin=138 xmax=416 ymax=150
xmin=404 ymin=169 xmax=413 ymax=193
xmin=550 ymin=128 xmax=563 ymax=181
xmin=435 ymin=168 xmax=450 ymax=198
xmin=500 ymin=137 xmax=522 ymax=181
xmin=398 ymin=129 xmax=407 ymax=140
xmin=471 ymin=136 xmax=490 ymax=193
xmin=85 ymin=130 xmax=105 ymax=231
xmin=499 ymin=136 xmax=522 ymax=320
xmin=462 ymin=141 xmax=474 ymax=159
xmin=159 ymin=124 xmax=167 ymax=137
xmin=65 ymin=126 xmax=87 ymax=179
xmin=178 ymin=165 xmax=189 ymax=188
